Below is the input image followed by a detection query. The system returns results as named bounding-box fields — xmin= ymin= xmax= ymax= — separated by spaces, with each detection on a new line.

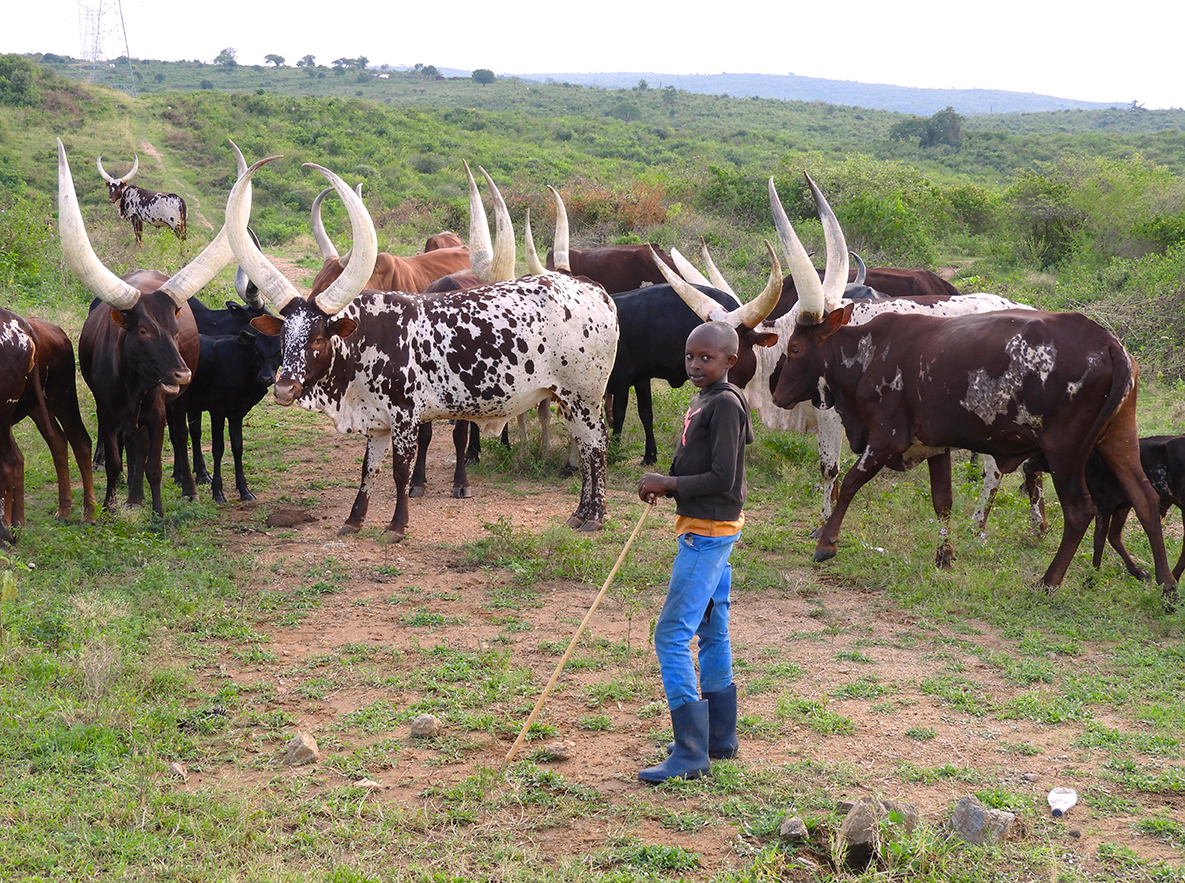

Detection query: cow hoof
xmin=1162 ymin=587 xmax=1179 ymax=614
xmin=452 ymin=487 xmax=472 ymax=499
xmin=1130 ymin=568 xmax=1151 ymax=582
xmin=379 ymin=529 xmax=405 ymax=545
xmin=465 ymin=454 xmax=480 ymax=466
xmin=239 ymin=490 xmax=256 ymax=502
xmin=409 ymin=485 xmax=426 ymax=499
xmin=808 ymin=525 xmax=823 ymax=540
xmin=935 ymin=541 xmax=955 ymax=570
xmin=577 ymin=518 xmax=603 ymax=532
xmin=641 ymin=455 xmax=658 ymax=466
xmin=337 ymin=523 xmax=361 ymax=536
xmin=566 ymin=514 xmax=585 ymax=529
xmin=213 ymin=492 xmax=227 ymax=504
xmin=183 ymin=494 xmax=198 ymax=503
xmin=196 ymin=474 xmax=211 ymax=485
xmin=812 ymin=547 xmax=837 ymax=563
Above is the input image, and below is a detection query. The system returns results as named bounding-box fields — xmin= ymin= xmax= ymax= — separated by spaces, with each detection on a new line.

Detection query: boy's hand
xmin=638 ymin=473 xmax=674 ymax=504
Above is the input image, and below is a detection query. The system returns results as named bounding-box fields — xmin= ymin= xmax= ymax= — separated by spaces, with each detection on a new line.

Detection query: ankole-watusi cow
xmin=768 ymin=173 xmax=1176 ymax=600
xmin=61 ymin=139 xmax=253 ymax=516
xmin=228 ymin=158 xmax=618 ymax=541
xmin=97 ymin=154 xmax=187 ymax=245
xmin=0 ymin=310 xmax=44 ymax=543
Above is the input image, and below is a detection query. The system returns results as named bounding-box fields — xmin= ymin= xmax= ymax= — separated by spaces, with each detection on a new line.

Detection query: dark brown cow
xmin=14 ymin=318 xmax=96 ymax=523
xmin=60 ymin=139 xmax=247 ymax=516
xmin=769 ymin=173 xmax=1176 ymax=600
xmin=0 ymin=310 xmax=41 ymax=543
xmin=97 ymin=154 xmax=187 ymax=245
xmin=308 ymin=186 xmax=470 ymax=296
xmin=544 ymin=244 xmax=678 ymax=294
xmin=771 ymin=265 xmax=959 ymax=319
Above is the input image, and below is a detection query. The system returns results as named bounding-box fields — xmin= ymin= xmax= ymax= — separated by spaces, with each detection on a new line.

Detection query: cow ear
xmin=226 ymin=302 xmax=248 ymax=318
xmin=110 ymin=308 xmax=129 ymax=329
xmin=328 ymin=317 xmax=359 ymax=339
xmin=250 ymin=315 xmax=284 ymax=337
xmin=753 ymin=331 xmax=779 ymax=348
xmin=237 ymin=329 xmax=256 ymax=344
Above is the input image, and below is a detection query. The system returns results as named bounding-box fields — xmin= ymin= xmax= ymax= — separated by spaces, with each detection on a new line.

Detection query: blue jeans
xmin=654 ymin=531 xmax=739 ymax=710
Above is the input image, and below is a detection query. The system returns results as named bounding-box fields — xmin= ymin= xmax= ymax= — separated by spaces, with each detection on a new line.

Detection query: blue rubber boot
xmin=640 ymin=700 xmax=710 ymax=783
xmin=666 ymin=683 xmax=739 ymax=759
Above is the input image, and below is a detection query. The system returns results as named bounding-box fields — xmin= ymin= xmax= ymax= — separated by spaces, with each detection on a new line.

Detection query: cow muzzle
xmin=274 ymin=378 xmax=301 ymax=406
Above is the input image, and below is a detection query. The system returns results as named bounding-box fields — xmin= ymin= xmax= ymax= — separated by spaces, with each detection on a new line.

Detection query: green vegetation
xmin=0 ymin=53 xmax=1184 ymax=882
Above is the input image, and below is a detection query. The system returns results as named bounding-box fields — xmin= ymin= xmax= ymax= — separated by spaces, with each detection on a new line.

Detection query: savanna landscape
xmin=1 ymin=54 xmax=1185 ymax=882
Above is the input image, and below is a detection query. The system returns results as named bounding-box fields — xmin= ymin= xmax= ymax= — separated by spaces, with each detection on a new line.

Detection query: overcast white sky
xmin=7 ymin=0 xmax=1183 ymax=110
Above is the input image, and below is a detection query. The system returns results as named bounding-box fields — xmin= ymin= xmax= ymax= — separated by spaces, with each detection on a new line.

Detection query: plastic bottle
xmin=1047 ymin=786 xmax=1078 ymax=817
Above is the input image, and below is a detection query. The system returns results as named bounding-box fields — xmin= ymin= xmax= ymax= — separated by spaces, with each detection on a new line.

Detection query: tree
xmin=421 ymin=64 xmax=439 ymax=79
xmin=213 ymin=47 xmax=237 ymax=68
xmin=297 ymin=54 xmax=316 ymax=68
xmin=265 ymin=54 xmax=285 ymax=67
xmin=662 ymin=85 xmax=677 ymax=118
xmin=472 ymin=69 xmax=496 ymax=85
xmin=635 ymin=78 xmax=649 ymax=92
xmin=355 ymin=56 xmax=369 ymax=70
xmin=922 ymin=106 xmax=964 ymax=148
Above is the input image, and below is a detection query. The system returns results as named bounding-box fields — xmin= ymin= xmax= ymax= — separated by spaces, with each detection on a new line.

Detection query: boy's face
xmin=685 ymin=330 xmax=738 ymax=388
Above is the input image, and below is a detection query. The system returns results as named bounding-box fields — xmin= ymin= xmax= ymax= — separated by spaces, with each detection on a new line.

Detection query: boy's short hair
xmin=688 ymin=321 xmax=740 ymax=357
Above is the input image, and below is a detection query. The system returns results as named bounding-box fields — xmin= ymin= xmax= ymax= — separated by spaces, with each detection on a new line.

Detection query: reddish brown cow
xmin=13 ymin=318 xmax=96 ymax=523
xmin=424 ymin=231 xmax=463 ymax=251
xmin=0 ymin=310 xmax=41 ymax=542
xmin=307 ymin=186 xmax=470 ymax=295
xmin=770 ymin=173 xmax=1176 ymax=601
xmin=544 ymin=243 xmax=678 ymax=294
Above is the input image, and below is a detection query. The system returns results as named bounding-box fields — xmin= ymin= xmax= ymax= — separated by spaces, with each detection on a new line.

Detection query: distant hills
xmin=504 ymin=71 xmax=1124 ymax=116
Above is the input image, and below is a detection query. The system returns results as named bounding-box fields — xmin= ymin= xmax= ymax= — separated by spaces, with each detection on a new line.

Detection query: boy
xmin=636 ymin=320 xmax=753 ymax=783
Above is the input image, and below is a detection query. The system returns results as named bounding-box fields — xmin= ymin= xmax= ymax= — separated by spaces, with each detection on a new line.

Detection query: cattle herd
xmin=0 ymin=137 xmax=1178 ymax=608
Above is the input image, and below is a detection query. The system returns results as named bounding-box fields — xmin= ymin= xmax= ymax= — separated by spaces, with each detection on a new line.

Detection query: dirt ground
xmin=191 ymin=415 xmax=1183 ymax=879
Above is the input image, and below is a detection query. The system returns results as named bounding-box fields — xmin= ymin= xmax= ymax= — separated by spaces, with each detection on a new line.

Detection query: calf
xmin=97 ymin=154 xmax=187 ymax=245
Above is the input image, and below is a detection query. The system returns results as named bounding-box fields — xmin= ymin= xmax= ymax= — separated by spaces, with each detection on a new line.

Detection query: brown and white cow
xmin=0 ymin=310 xmax=42 ymax=543
xmin=97 ymin=154 xmax=187 ymax=246
xmin=307 ymin=186 xmax=471 ymax=296
xmin=230 ymin=159 xmax=618 ymax=542
xmin=769 ymin=173 xmax=1176 ymax=599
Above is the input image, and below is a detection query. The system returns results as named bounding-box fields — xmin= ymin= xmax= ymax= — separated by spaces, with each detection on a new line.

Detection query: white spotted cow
xmin=97 ymin=154 xmax=187 ymax=246
xmin=226 ymin=157 xmax=618 ymax=541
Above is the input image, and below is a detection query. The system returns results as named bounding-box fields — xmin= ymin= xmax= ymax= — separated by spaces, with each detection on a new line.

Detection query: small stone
xmin=355 ymin=778 xmax=383 ymax=789
xmin=167 ymin=762 xmax=188 ymax=781
xmin=410 ymin=714 xmax=443 ymax=738
xmin=286 ymin=732 xmax=319 ymax=766
xmin=779 ymin=816 xmax=809 ymax=841
xmin=1023 ymin=773 xmax=1039 ymax=783
xmin=1069 ymin=829 xmax=1082 ymax=839
xmin=948 ymin=795 xmax=1016 ymax=845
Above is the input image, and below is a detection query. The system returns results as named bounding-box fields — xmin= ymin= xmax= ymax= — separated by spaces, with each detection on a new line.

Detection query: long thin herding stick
xmin=503 ymin=503 xmax=654 ymax=766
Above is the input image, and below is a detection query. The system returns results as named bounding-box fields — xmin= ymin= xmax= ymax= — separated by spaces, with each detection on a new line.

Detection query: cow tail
xmin=1083 ymin=340 xmax=1136 ymax=457
xmin=29 ymin=344 xmax=53 ymax=436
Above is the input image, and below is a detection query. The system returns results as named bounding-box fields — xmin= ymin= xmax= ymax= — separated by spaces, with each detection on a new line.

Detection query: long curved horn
xmin=770 ymin=177 xmax=824 ymax=325
xmin=307 ymin=164 xmax=378 ymax=315
xmin=62 ymin=140 xmax=142 ymax=309
xmin=310 ymin=187 xmax=339 ymax=261
xmin=670 ymin=247 xmax=711 ymax=287
xmin=805 ymin=174 xmax=849 ymax=313
xmin=480 ymin=168 xmax=515 ymax=281
xmin=226 ymin=156 xmax=300 ymax=313
xmin=229 ymin=139 xmax=247 ymax=177
xmin=466 ymin=160 xmax=494 ymax=283
xmin=700 ymin=239 xmax=739 ymax=298
xmin=337 ymin=184 xmax=365 ymax=268
xmin=548 ymin=185 xmax=570 ymax=273
xmin=96 ymin=153 xmax=138 ymax=185
xmin=733 ymin=241 xmax=783 ymax=329
xmin=234 ymin=226 xmax=266 ymax=310
xmin=649 ymin=245 xmax=728 ymax=322
xmin=524 ymin=208 xmax=548 ymax=275
xmin=850 ymin=251 xmax=866 ymax=285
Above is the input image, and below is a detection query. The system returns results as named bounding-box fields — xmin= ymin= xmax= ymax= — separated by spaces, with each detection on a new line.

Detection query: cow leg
xmin=451 ymin=420 xmax=472 ymax=498
xmin=383 ymin=429 xmax=417 ymax=543
xmin=0 ymin=433 xmax=17 ymax=543
xmin=188 ymin=408 xmax=209 ymax=485
xmin=971 ymin=454 xmax=1002 ymax=535
xmin=30 ymin=404 xmax=73 ymax=521
xmin=209 ymin=413 xmax=228 ymax=504
xmin=1175 ymin=508 xmax=1185 ymax=582
xmin=144 ymin=419 xmax=168 ymax=517
xmin=1037 ymin=457 xmax=1096 ymax=589
xmin=97 ymin=419 xmax=122 ymax=513
xmin=1023 ymin=462 xmax=1048 ymax=537
xmin=228 ymin=415 xmax=254 ymax=502
xmin=1091 ymin=508 xmax=1111 ymax=570
xmin=133 ymin=219 xmax=143 ymax=246
xmin=500 ymin=423 xmax=511 ymax=449
xmin=54 ymin=401 xmax=95 ymax=523
xmin=1095 ymin=418 xmax=1176 ymax=598
xmin=342 ymin=431 xmax=388 ymax=534
xmin=814 ymin=408 xmax=844 ymax=530
xmin=538 ymin=400 xmax=551 ymax=448
xmin=516 ymin=412 xmax=529 ymax=447
xmin=814 ymin=446 xmax=892 ymax=562
xmin=561 ymin=396 xmax=608 ymax=531
xmin=1104 ymin=506 xmax=1149 ymax=579
xmin=636 ymin=381 xmax=659 ymax=466
xmin=927 ymin=453 xmax=956 ymax=569
xmin=410 ymin=422 xmax=431 ymax=498
xmin=466 ymin=421 xmax=481 ymax=464
xmin=167 ymin=398 xmax=196 ymax=502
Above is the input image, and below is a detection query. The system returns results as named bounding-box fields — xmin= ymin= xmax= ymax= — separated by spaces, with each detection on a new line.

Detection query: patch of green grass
xmin=1135 ymin=816 xmax=1185 ymax=844
xmin=775 ymin=696 xmax=856 ymax=736
xmin=905 ymin=726 xmax=936 ymax=741
xmin=895 ymin=761 xmax=982 ymax=784
xmin=918 ymin=674 xmax=992 ymax=716
xmin=835 ymin=649 xmax=875 ymax=664
xmin=579 ymin=715 xmax=613 ymax=731
xmin=830 ymin=676 xmax=892 ymax=700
